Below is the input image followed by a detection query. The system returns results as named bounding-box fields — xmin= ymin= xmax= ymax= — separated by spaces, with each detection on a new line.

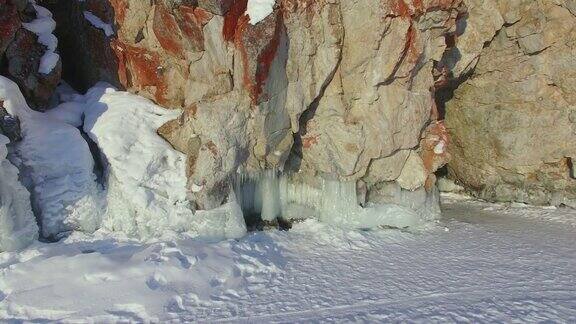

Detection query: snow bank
xmin=0 ymin=135 xmax=38 ymax=252
xmin=21 ymin=2 xmax=59 ymax=75
xmin=83 ymin=85 xmax=246 ymax=240
xmin=246 ymin=0 xmax=275 ymax=25
xmin=83 ymin=11 xmax=114 ymax=37
xmin=0 ymin=76 xmax=103 ymax=238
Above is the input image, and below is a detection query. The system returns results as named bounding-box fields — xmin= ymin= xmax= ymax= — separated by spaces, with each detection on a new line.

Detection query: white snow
xmin=1 ymin=199 xmax=575 ymax=322
xmin=0 ymin=76 xmax=104 ymax=238
xmin=0 ymin=135 xmax=38 ymax=252
xmin=43 ymin=101 xmax=86 ymax=127
xmin=434 ymin=140 xmax=445 ymax=154
xmin=21 ymin=2 xmax=60 ymax=75
xmin=246 ymin=0 xmax=276 ymax=25
xmin=83 ymin=11 xmax=114 ymax=37
xmin=82 ymin=84 xmax=246 ymax=240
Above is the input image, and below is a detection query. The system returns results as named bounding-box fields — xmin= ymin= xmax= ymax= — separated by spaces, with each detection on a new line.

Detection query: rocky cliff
xmin=39 ymin=0 xmax=465 ymax=216
xmin=442 ymin=0 xmax=576 ymax=207
xmin=2 ymin=0 xmax=574 ymax=244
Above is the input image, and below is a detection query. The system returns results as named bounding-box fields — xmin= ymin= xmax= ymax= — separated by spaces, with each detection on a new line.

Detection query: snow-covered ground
xmin=1 ymin=195 xmax=575 ymax=322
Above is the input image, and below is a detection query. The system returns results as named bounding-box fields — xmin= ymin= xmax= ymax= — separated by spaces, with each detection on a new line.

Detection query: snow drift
xmin=0 ymin=134 xmax=38 ymax=252
xmin=82 ymin=84 xmax=246 ymax=240
xmin=0 ymin=76 xmax=104 ymax=238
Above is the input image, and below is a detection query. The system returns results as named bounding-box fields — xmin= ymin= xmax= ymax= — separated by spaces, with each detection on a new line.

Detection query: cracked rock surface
xmin=42 ymin=0 xmax=461 ymax=211
xmin=444 ymin=0 xmax=576 ymax=206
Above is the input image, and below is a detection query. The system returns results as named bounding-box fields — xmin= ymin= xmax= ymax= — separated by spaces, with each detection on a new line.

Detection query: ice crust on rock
xmin=0 ymin=135 xmax=38 ymax=252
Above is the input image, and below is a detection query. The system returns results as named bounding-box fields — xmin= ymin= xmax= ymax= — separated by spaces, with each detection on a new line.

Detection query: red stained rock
xmin=389 ymin=0 xmax=462 ymax=18
xmin=222 ymin=0 xmax=247 ymax=42
xmin=153 ymin=3 xmax=186 ymax=58
xmin=108 ymin=0 xmax=127 ymax=26
xmin=0 ymin=0 xmax=20 ymax=53
xmin=234 ymin=9 xmax=284 ymax=104
xmin=302 ymin=135 xmax=318 ymax=149
xmin=176 ymin=6 xmax=213 ymax=52
xmin=420 ymin=120 xmax=450 ymax=175
xmin=198 ymin=0 xmax=235 ymax=16
xmin=112 ymin=40 xmax=169 ymax=106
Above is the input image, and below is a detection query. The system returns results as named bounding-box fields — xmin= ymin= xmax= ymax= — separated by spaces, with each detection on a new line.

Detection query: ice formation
xmin=82 ymin=84 xmax=246 ymax=240
xmin=0 ymin=135 xmax=38 ymax=252
xmin=246 ymin=0 xmax=276 ymax=25
xmin=22 ymin=2 xmax=60 ymax=75
xmin=0 ymin=75 xmax=429 ymax=245
xmin=235 ymin=170 xmax=429 ymax=229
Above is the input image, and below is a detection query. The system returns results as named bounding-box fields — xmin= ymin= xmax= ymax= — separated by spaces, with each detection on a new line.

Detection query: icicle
xmin=234 ymin=170 xmax=429 ymax=229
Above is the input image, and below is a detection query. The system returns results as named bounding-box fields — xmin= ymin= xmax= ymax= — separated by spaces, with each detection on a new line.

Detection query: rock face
xmin=443 ymin=0 xmax=576 ymax=207
xmin=40 ymin=0 xmax=465 ymax=215
xmin=0 ymin=0 xmax=62 ymax=110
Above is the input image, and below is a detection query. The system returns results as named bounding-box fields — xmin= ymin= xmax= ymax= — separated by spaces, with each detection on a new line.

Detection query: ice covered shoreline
xmin=1 ymin=198 xmax=575 ymax=322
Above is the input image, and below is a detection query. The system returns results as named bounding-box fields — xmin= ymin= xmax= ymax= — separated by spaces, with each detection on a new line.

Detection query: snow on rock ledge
xmin=83 ymin=11 xmax=114 ymax=37
xmin=1 ymin=0 xmax=62 ymax=110
xmin=247 ymin=0 xmax=276 ymax=25
xmin=0 ymin=135 xmax=38 ymax=252
xmin=22 ymin=2 xmax=60 ymax=75
xmin=82 ymin=84 xmax=246 ymax=240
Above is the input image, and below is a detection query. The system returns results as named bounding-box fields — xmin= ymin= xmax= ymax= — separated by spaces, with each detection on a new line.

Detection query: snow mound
xmin=0 ymin=135 xmax=38 ymax=252
xmin=21 ymin=2 xmax=59 ymax=75
xmin=83 ymin=85 xmax=246 ymax=240
xmin=0 ymin=76 xmax=104 ymax=238
xmin=246 ymin=0 xmax=275 ymax=25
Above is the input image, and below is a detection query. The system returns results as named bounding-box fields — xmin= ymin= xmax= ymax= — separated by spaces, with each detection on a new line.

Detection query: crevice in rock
xmin=568 ymin=157 xmax=575 ymax=180
xmin=433 ymin=70 xmax=472 ymax=120
xmin=39 ymin=0 xmax=121 ymax=93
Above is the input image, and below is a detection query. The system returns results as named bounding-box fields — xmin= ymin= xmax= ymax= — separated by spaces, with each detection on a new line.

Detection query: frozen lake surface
xmin=1 ymin=195 xmax=575 ymax=322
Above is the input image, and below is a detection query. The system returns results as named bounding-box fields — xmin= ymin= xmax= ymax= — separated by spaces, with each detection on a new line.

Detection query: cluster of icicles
xmin=234 ymin=169 xmax=426 ymax=230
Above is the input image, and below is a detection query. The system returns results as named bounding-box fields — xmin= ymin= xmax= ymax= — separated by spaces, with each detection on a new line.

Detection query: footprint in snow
xmin=161 ymin=247 xmax=197 ymax=269
xmin=146 ymin=272 xmax=168 ymax=290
